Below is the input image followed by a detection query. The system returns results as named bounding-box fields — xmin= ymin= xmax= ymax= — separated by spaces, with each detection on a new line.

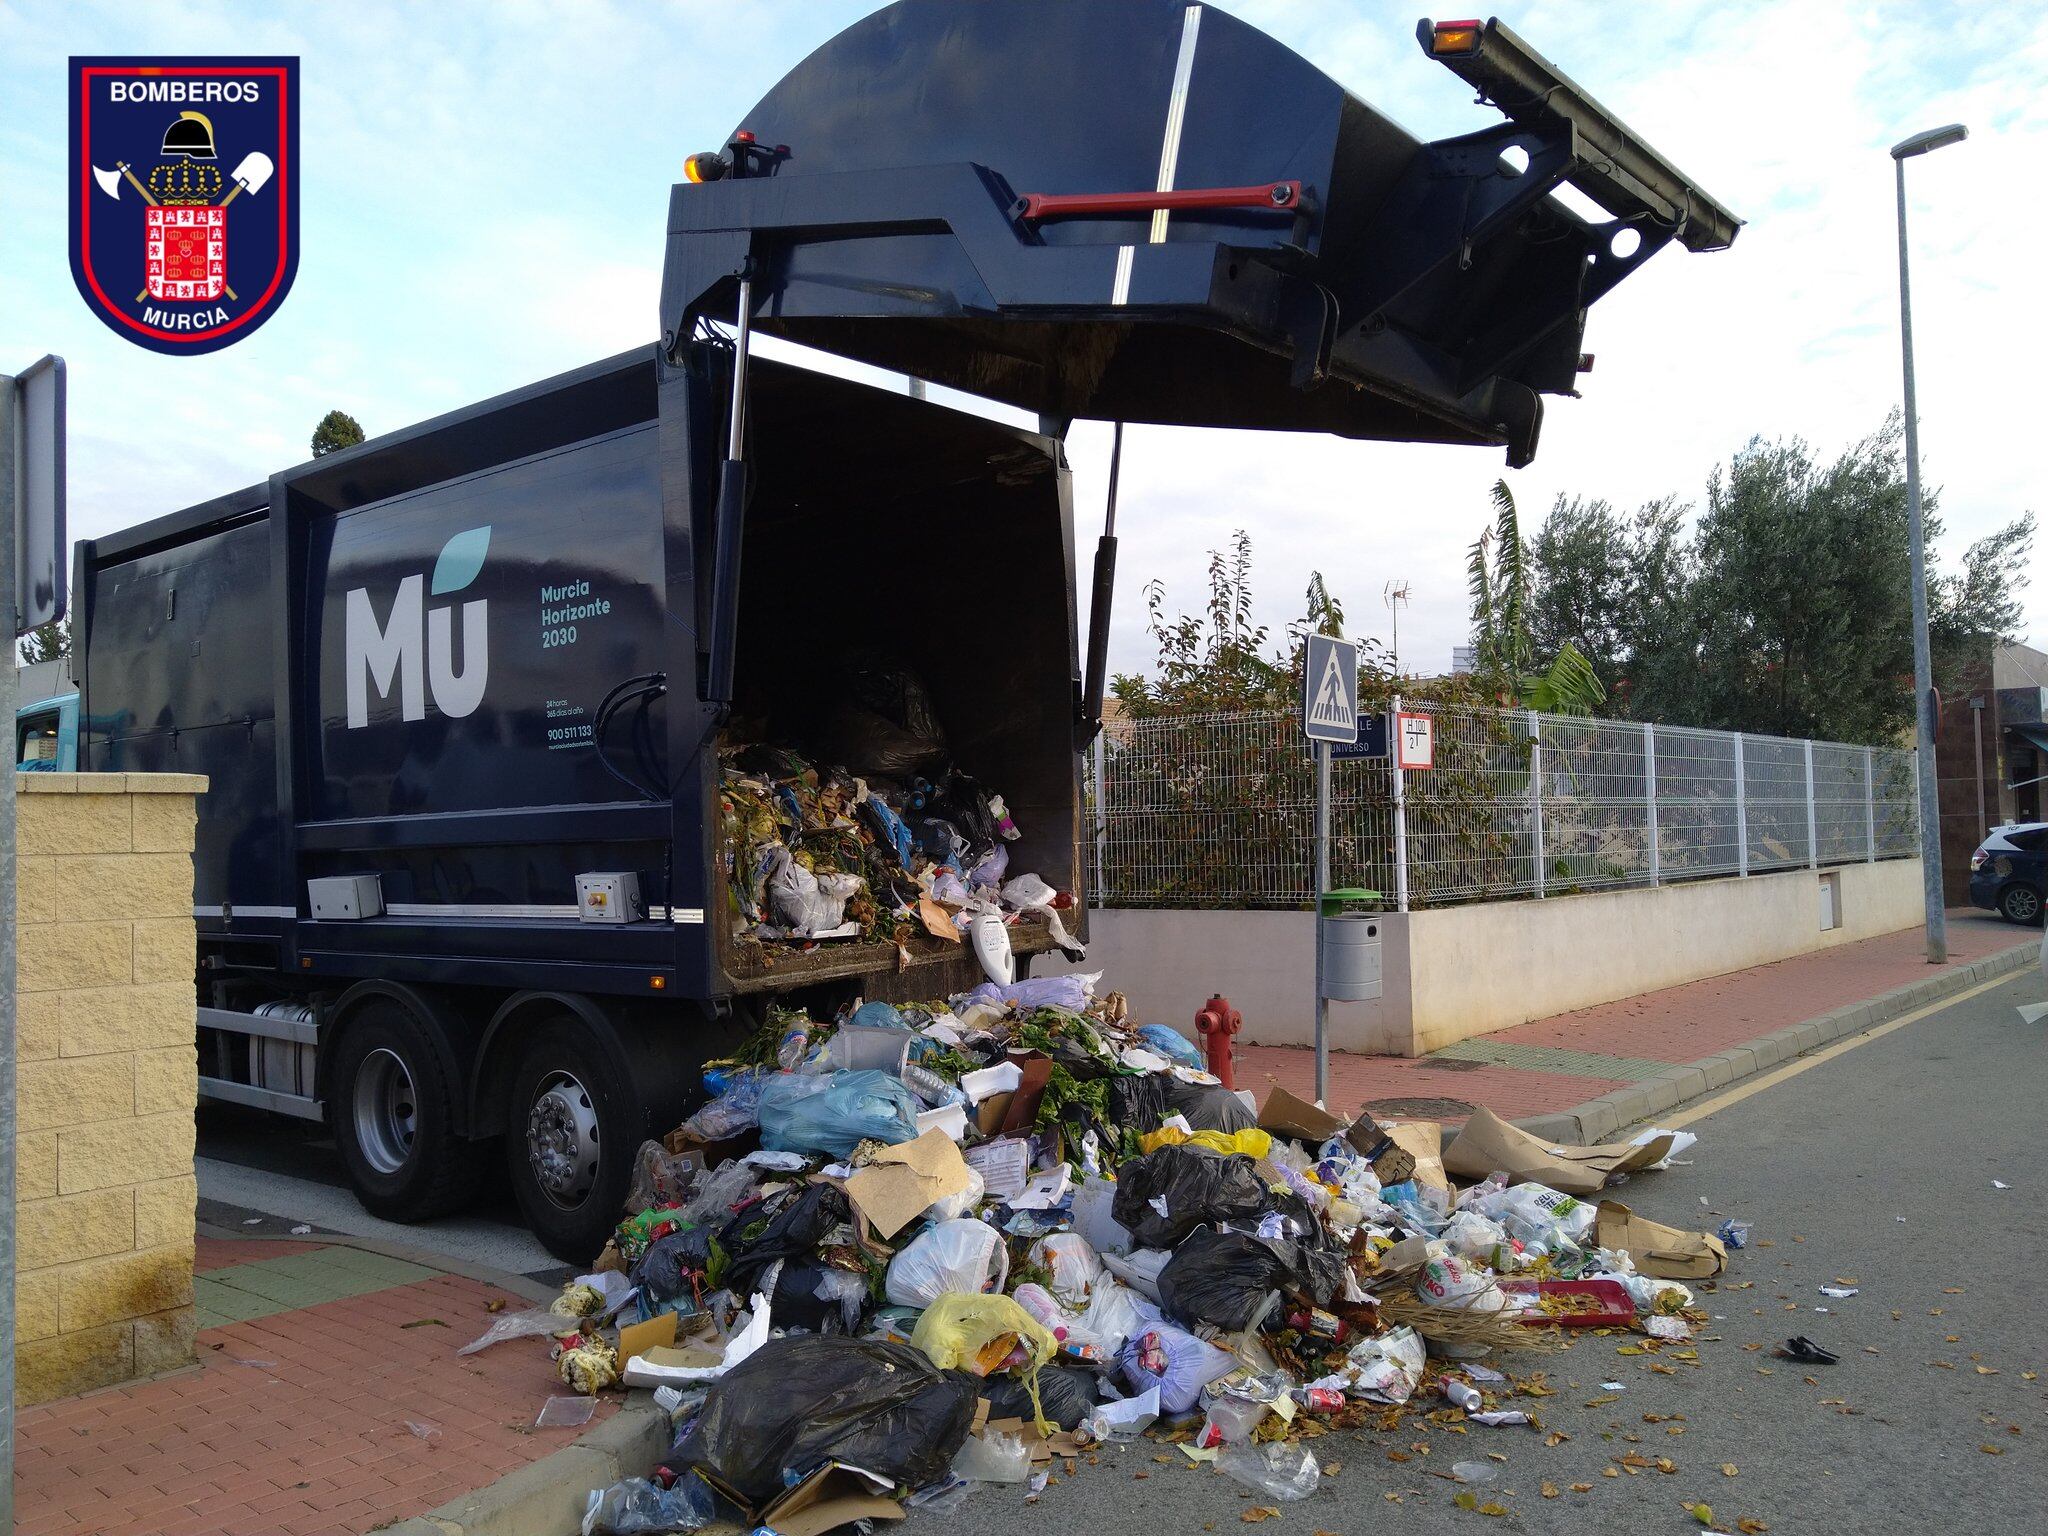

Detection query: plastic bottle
xmin=898 ymin=1062 xmax=967 ymax=1108
xmin=776 ymin=1021 xmax=811 ymax=1072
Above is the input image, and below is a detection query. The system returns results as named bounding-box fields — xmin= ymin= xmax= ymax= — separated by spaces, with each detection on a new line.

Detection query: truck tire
xmin=504 ymin=1015 xmax=643 ymax=1263
xmin=330 ymin=998 xmax=490 ymax=1222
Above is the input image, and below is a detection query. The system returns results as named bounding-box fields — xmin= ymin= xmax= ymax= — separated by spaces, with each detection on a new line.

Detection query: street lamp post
xmin=1891 ymin=122 xmax=1966 ymax=965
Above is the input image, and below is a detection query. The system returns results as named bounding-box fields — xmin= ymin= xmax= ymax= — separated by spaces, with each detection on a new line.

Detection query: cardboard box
xmin=1444 ymin=1107 xmax=1674 ymax=1197
xmin=1595 ymin=1200 xmax=1727 ymax=1279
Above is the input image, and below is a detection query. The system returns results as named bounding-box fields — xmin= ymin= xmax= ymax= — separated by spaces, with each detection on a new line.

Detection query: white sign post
xmin=1301 ymin=636 xmax=1358 ymax=1107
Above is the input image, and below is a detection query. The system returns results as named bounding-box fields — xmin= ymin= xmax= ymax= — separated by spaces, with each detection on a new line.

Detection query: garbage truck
xmin=71 ymin=5 xmax=1738 ymax=1259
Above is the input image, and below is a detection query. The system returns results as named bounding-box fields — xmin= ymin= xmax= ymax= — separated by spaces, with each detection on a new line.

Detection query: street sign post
xmin=1301 ymin=635 xmax=1358 ymax=1108
xmin=0 ymin=354 xmax=64 ymax=1530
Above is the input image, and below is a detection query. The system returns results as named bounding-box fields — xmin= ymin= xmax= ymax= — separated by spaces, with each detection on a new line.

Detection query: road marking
xmin=1664 ymin=971 xmax=2020 ymax=1129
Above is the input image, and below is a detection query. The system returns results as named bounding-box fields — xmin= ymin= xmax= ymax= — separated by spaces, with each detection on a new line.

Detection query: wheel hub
xmin=526 ymin=1071 xmax=600 ymax=1208
xmin=352 ymin=1047 xmax=418 ymax=1176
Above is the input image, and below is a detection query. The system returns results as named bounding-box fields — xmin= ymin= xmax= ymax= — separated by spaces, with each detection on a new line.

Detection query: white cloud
xmin=3 ymin=0 xmax=2040 ymax=698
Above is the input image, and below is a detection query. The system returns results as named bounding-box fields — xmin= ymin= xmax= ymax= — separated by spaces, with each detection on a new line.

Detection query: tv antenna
xmin=1383 ymin=579 xmax=1410 ymax=676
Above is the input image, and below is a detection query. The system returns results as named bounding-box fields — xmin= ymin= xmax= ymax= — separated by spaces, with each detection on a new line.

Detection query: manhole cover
xmin=1363 ymin=1096 xmax=1474 ymax=1118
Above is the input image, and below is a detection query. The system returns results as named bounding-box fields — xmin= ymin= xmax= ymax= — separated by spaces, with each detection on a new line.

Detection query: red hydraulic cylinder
xmin=1194 ymin=993 xmax=1242 ymax=1091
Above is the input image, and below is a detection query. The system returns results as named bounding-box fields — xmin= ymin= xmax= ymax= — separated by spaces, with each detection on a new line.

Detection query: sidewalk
xmin=1239 ymin=910 xmax=2034 ymax=1127
xmin=16 ymin=1232 xmax=607 ymax=1536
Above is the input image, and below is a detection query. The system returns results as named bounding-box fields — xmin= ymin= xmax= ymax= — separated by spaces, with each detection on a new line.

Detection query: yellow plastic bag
xmin=911 ymin=1293 xmax=1057 ymax=1431
xmin=1138 ymin=1125 xmax=1274 ymax=1160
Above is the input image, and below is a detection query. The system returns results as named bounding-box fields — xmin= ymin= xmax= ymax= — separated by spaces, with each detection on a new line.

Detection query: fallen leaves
xmin=1241 ymin=1507 xmax=1282 ymax=1522
xmin=1737 ymin=1519 xmax=1771 ymax=1534
xmin=1687 ymin=1505 xmax=1715 ymax=1527
xmin=1544 ymin=1430 xmax=1570 ymax=1447
xmin=1721 ymin=1463 xmax=1740 ymax=1477
xmin=1570 ymin=1482 xmax=1594 ymax=1493
xmin=1655 ymin=1457 xmax=1678 ymax=1475
xmin=1980 ymin=1445 xmax=2006 ymax=1457
xmin=1976 ymin=1366 xmax=2001 ymax=1376
xmin=1540 ymin=1481 xmax=1560 ymax=1499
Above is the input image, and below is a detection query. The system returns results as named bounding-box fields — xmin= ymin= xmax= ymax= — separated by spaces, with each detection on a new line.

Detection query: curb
xmin=1514 ymin=939 xmax=2039 ymax=1147
xmin=378 ymin=1394 xmax=672 ymax=1536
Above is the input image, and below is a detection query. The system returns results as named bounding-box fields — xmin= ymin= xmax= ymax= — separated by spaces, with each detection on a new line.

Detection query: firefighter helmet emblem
xmin=70 ymin=57 xmax=299 ymax=355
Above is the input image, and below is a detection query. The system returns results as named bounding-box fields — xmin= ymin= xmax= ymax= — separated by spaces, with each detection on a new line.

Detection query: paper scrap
xmin=965 ymin=1137 xmax=1030 ymax=1200
xmin=1819 ymin=1286 xmax=1858 ymax=1299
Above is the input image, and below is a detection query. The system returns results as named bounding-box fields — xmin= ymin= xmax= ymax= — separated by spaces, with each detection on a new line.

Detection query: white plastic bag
xmin=1440 ymin=1210 xmax=1512 ymax=1267
xmin=885 ymin=1218 xmax=1008 ymax=1307
xmin=1417 ymin=1250 xmax=1507 ymax=1314
xmin=927 ymin=1166 xmax=986 ymax=1224
xmin=1116 ymin=1322 xmax=1237 ymax=1415
xmin=1028 ymin=1232 xmax=1103 ymax=1308
xmin=1076 ymin=1279 xmax=1146 ymax=1353
xmin=1340 ymin=1324 xmax=1427 ymax=1404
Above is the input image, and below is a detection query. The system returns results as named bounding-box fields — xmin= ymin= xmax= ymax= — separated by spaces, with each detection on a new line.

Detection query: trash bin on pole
xmin=1317 ymin=889 xmax=1384 ymax=1002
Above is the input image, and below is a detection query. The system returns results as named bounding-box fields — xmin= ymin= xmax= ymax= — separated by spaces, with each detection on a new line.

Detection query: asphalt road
xmin=198 ymin=965 xmax=2048 ymax=1531
xmin=945 ymin=966 xmax=2048 ymax=1535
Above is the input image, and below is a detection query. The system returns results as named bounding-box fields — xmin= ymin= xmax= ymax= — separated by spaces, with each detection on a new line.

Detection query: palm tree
xmin=1468 ymin=480 xmax=1605 ymax=716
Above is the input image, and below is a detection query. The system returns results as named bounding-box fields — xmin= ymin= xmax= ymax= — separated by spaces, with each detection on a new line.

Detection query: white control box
xmin=307 ymin=874 xmax=384 ymax=921
xmin=576 ymin=871 xmax=646 ymax=924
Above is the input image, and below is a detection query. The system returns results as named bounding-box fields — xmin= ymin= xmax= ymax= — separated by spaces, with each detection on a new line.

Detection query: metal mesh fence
xmin=1088 ymin=704 xmax=1918 ymax=909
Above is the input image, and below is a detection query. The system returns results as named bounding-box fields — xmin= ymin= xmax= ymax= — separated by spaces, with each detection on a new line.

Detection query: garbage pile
xmin=719 ymin=660 xmax=1080 ymax=962
xmin=461 ymin=982 xmax=1728 ymax=1536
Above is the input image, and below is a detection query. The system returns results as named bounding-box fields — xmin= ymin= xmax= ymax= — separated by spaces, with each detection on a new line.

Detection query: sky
xmin=2 ymin=0 xmax=2043 ymax=683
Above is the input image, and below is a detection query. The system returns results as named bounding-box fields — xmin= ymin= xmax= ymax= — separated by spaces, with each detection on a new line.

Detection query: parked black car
xmin=1969 ymin=823 xmax=2048 ymax=923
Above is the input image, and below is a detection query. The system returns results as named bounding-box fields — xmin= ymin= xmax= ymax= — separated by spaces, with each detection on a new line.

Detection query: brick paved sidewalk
xmin=16 ymin=1234 xmax=611 ymax=1536
xmin=1238 ymin=910 xmax=2033 ymax=1125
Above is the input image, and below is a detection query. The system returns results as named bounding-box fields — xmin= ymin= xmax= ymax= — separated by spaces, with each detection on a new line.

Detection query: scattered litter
xmin=1777 ymin=1337 xmax=1839 ymax=1365
xmin=536 ymin=1396 xmax=597 ymax=1429
xmin=517 ymin=938 xmax=1737 ymax=1528
xmin=1819 ymin=1286 xmax=1858 ymax=1299
xmin=405 ymin=1419 xmax=440 ymax=1441
xmin=290 ymin=1224 xmax=313 ymax=1235
xmin=1217 ymin=1442 xmax=1320 ymax=1501
xmin=241 ymin=1217 xmax=262 ymax=1226
xmin=1993 ymin=1180 xmax=2011 ymax=1190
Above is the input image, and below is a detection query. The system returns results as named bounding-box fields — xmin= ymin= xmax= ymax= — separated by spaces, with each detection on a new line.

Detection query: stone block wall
xmin=14 ymin=772 xmax=206 ymax=1404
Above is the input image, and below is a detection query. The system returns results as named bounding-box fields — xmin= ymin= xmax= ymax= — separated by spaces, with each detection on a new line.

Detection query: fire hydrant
xmin=1194 ymin=993 xmax=1241 ymax=1090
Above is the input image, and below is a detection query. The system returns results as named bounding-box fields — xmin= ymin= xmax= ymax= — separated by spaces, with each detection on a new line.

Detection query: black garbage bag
xmin=979 ymin=1364 xmax=1103 ymax=1430
xmin=1156 ymin=1228 xmax=1344 ymax=1331
xmin=1111 ymin=1145 xmax=1275 ymax=1249
xmin=758 ymin=1256 xmax=870 ymax=1335
xmin=671 ymin=1336 xmax=977 ymax=1504
xmin=632 ymin=1226 xmax=716 ymax=1309
xmin=720 ymin=1183 xmax=851 ymax=1298
xmin=1106 ymin=1073 xmax=1173 ymax=1137
xmin=1164 ymin=1077 xmax=1258 ymax=1134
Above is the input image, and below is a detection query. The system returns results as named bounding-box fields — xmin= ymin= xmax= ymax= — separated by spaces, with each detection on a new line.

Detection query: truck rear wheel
xmin=330 ymin=998 xmax=489 ymax=1222
xmin=504 ymin=1016 xmax=642 ymax=1263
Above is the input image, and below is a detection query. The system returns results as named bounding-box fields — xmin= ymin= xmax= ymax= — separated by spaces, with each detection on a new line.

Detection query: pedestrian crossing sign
xmin=1302 ymin=634 xmax=1358 ymax=744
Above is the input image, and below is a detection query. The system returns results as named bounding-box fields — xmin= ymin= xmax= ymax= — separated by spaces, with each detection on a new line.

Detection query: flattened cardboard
xmin=1595 ymin=1200 xmax=1727 ymax=1279
xmin=845 ymin=1128 xmax=974 ymax=1238
xmin=1258 ymin=1085 xmax=1348 ymax=1142
xmin=694 ymin=1463 xmax=904 ymax=1536
xmin=761 ymin=1465 xmax=905 ymax=1536
xmin=918 ymin=895 xmax=963 ymax=943
xmin=1443 ymin=1107 xmax=1675 ymax=1196
xmin=615 ymin=1310 xmax=678 ymax=1364
xmin=1374 ymin=1119 xmax=1447 ymax=1195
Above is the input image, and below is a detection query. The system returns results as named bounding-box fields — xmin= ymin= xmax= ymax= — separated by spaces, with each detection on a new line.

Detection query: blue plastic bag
xmin=757 ymin=1069 xmax=920 ymax=1158
xmin=1137 ymin=1024 xmax=1205 ymax=1068
xmin=849 ymin=1000 xmax=907 ymax=1031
